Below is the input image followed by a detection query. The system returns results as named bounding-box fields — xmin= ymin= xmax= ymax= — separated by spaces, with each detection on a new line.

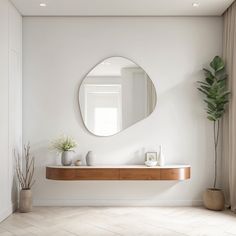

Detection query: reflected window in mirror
xmin=79 ymin=57 xmax=157 ymax=136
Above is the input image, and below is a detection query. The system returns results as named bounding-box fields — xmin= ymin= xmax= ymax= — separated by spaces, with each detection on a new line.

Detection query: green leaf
xmin=207 ymin=116 xmax=216 ymax=121
xmin=197 ymin=81 xmax=211 ymax=87
xmin=220 ymin=91 xmax=230 ymax=98
xmin=200 ymin=85 xmax=211 ymax=92
xmin=198 ymin=88 xmax=209 ymax=96
xmin=203 ymin=69 xmax=214 ymax=85
xmin=210 ymin=56 xmax=225 ymax=72
xmin=198 ymin=56 xmax=230 ymax=121
xmin=215 ymin=68 xmax=227 ymax=80
xmin=206 ymin=77 xmax=214 ymax=85
xmin=203 ymin=68 xmax=214 ymax=79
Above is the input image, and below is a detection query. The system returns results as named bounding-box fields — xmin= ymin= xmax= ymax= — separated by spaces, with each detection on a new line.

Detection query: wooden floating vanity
xmin=46 ymin=165 xmax=191 ymax=181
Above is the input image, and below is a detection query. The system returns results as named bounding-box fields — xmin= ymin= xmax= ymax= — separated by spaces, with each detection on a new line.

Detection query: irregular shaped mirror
xmin=79 ymin=57 xmax=157 ymax=136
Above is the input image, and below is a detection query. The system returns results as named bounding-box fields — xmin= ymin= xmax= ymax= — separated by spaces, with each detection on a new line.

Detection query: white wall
xmin=23 ymin=17 xmax=222 ymax=206
xmin=0 ymin=0 xmax=22 ymax=221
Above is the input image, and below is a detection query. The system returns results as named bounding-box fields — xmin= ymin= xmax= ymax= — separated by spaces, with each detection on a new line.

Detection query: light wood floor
xmin=0 ymin=207 xmax=236 ymax=235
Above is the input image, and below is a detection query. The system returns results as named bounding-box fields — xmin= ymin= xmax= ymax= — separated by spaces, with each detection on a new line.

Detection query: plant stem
xmin=213 ymin=120 xmax=220 ymax=188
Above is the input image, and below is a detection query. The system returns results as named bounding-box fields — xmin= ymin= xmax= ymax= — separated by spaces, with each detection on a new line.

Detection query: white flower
xmin=51 ymin=135 xmax=78 ymax=153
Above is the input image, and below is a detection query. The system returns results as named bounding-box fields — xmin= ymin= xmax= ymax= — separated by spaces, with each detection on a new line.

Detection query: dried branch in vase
xmin=15 ymin=143 xmax=35 ymax=190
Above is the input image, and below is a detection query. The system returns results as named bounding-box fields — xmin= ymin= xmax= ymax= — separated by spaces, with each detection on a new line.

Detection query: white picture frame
xmin=146 ymin=152 xmax=158 ymax=162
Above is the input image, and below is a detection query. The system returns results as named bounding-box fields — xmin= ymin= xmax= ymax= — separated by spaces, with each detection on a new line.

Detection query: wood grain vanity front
xmin=160 ymin=168 xmax=190 ymax=180
xmin=46 ymin=165 xmax=190 ymax=181
xmin=120 ymin=169 xmax=161 ymax=180
xmin=46 ymin=167 xmax=120 ymax=180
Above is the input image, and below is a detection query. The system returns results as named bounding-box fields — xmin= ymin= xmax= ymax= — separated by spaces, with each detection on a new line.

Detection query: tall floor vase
xmin=19 ymin=189 xmax=32 ymax=213
xmin=203 ymin=188 xmax=225 ymax=211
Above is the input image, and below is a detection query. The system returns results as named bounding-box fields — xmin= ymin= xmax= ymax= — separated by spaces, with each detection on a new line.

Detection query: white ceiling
xmin=11 ymin=0 xmax=234 ymax=16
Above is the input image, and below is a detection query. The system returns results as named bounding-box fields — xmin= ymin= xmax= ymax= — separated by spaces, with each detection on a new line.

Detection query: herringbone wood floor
xmin=0 ymin=207 xmax=236 ymax=235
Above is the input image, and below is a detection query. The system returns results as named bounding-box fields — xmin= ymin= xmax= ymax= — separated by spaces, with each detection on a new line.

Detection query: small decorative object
xmin=197 ymin=56 xmax=230 ymax=211
xmin=146 ymin=152 xmax=157 ymax=162
xmin=75 ymin=160 xmax=82 ymax=166
xmin=158 ymin=145 xmax=165 ymax=166
xmin=51 ymin=135 xmax=78 ymax=166
xmin=145 ymin=160 xmax=158 ymax=167
xmin=15 ymin=143 xmax=35 ymax=213
xmin=145 ymin=152 xmax=158 ymax=167
xmin=86 ymin=151 xmax=96 ymax=166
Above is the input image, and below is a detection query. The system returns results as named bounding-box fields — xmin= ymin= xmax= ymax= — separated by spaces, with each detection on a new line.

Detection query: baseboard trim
xmin=0 ymin=202 xmax=17 ymax=223
xmin=33 ymin=199 xmax=203 ymax=207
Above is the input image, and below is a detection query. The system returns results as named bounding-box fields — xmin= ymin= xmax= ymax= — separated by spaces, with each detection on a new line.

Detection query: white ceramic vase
xmin=158 ymin=145 xmax=165 ymax=166
xmin=19 ymin=189 xmax=32 ymax=213
xmin=86 ymin=151 xmax=95 ymax=166
xmin=61 ymin=151 xmax=73 ymax=166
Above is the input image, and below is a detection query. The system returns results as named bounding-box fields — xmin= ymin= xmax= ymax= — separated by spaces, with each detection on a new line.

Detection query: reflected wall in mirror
xmin=79 ymin=57 xmax=157 ymax=136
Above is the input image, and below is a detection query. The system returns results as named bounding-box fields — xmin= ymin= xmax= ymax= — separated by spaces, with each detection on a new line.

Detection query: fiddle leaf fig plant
xmin=197 ymin=56 xmax=230 ymax=188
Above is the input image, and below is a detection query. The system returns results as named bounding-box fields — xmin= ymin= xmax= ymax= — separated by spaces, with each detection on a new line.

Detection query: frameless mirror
xmin=79 ymin=57 xmax=157 ymax=136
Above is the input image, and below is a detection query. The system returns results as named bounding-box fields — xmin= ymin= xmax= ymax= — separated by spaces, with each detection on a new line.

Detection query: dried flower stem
xmin=15 ymin=143 xmax=35 ymax=190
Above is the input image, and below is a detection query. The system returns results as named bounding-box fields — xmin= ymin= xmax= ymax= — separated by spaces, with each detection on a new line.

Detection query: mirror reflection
xmin=79 ymin=57 xmax=157 ymax=136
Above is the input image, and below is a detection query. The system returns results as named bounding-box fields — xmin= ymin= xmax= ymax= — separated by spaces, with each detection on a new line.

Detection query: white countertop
xmin=46 ymin=165 xmax=190 ymax=169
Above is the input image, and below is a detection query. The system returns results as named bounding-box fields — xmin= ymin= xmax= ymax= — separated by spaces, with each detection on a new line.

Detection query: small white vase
xmin=86 ymin=151 xmax=95 ymax=166
xmin=61 ymin=151 xmax=73 ymax=166
xmin=158 ymin=145 xmax=165 ymax=166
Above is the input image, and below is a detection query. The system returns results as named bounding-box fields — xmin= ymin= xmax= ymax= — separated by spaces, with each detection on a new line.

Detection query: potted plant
xmin=197 ymin=56 xmax=230 ymax=211
xmin=15 ymin=143 xmax=35 ymax=213
xmin=51 ymin=135 xmax=78 ymax=166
